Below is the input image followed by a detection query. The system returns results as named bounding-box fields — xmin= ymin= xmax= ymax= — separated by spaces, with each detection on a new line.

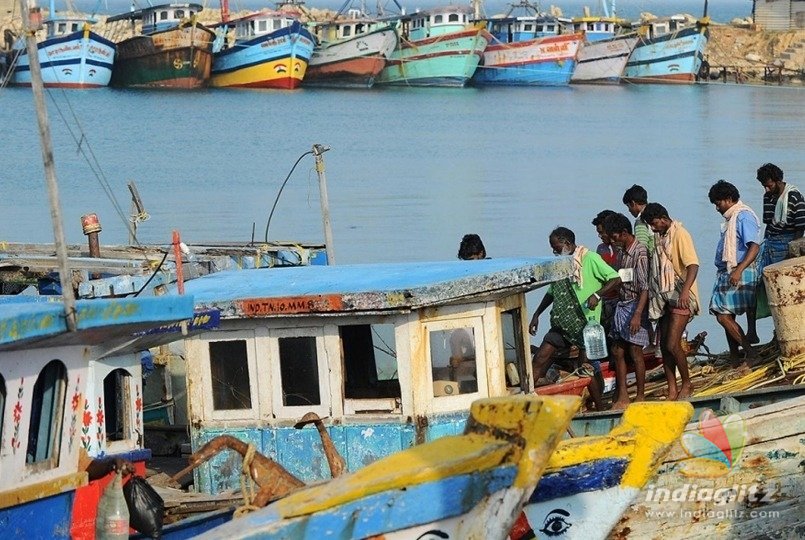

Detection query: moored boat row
xmin=2 ymin=1 xmax=712 ymax=90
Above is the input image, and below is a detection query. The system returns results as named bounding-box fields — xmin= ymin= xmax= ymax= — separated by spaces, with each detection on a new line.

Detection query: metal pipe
xmin=81 ymin=213 xmax=102 ymax=258
xmin=312 ymin=144 xmax=335 ymax=265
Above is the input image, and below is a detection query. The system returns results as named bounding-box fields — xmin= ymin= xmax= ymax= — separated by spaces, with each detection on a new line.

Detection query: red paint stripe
xmin=387 ymin=49 xmax=481 ymax=66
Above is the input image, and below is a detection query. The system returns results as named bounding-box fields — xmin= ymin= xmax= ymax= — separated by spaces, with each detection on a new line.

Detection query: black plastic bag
xmin=123 ymin=475 xmax=165 ymax=538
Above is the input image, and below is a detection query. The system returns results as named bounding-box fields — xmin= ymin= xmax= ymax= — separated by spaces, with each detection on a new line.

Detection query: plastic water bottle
xmin=95 ymin=470 xmax=130 ymax=539
xmin=583 ymin=317 xmax=607 ymax=360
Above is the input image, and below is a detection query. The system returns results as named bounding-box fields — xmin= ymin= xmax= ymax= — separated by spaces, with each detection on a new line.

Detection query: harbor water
xmin=1 ymin=83 xmax=803 ymax=351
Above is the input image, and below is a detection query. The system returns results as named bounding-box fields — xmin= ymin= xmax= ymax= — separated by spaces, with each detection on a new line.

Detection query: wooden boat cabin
xmin=0 ymin=294 xmax=194 ymax=537
xmin=638 ymin=14 xmax=696 ymax=40
xmin=179 ymin=257 xmax=571 ymax=494
xmin=401 ymin=6 xmax=475 ymax=40
xmin=568 ymin=16 xmax=625 ymax=41
xmin=215 ymin=9 xmax=301 ymax=50
xmin=308 ymin=10 xmax=391 ymax=44
xmin=138 ymin=3 xmax=204 ymax=34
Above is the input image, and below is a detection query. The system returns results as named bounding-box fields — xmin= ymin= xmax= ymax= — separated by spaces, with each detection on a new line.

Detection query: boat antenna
xmin=702 ymin=0 xmax=709 ymax=18
xmin=20 ymin=0 xmax=77 ymax=331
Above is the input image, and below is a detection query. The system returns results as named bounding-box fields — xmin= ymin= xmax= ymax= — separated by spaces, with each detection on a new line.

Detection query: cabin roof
xmin=0 ymin=295 xmax=194 ymax=351
xmin=180 ymin=257 xmax=571 ymax=317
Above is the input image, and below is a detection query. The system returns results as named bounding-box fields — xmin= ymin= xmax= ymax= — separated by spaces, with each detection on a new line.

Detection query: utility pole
xmin=312 ymin=144 xmax=336 ymax=265
xmin=20 ymin=0 xmax=77 ymax=331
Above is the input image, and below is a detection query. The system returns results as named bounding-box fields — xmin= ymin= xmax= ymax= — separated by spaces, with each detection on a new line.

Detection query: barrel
xmin=763 ymin=257 xmax=805 ymax=357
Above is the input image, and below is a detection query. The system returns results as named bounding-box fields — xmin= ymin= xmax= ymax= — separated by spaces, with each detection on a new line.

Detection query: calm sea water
xmin=1 ymin=83 xmax=803 ymax=351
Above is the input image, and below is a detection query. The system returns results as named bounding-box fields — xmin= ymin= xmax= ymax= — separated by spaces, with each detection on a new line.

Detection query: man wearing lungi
xmin=642 ymin=203 xmax=700 ymax=401
xmin=602 ymin=213 xmax=651 ymax=410
xmin=708 ymin=180 xmax=761 ymax=367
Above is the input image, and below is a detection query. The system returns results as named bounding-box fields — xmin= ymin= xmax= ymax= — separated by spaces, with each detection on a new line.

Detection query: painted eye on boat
xmin=293 ymin=62 xmax=301 ymax=72
xmin=415 ymin=530 xmax=449 ymax=540
xmin=538 ymin=509 xmax=572 ymax=536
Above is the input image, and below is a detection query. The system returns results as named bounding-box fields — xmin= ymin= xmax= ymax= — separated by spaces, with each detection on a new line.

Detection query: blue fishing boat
xmin=196 ymin=395 xmax=581 ymax=540
xmin=622 ymin=14 xmax=709 ymax=84
xmin=0 ymin=294 xmax=195 ymax=538
xmin=376 ymin=6 xmax=491 ymax=87
xmin=8 ymin=0 xmax=115 ymax=88
xmin=472 ymin=1 xmax=582 ymax=86
xmin=210 ymin=7 xmax=315 ymax=90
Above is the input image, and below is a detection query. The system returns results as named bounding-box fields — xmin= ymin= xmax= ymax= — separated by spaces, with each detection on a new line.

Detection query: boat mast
xmin=19 ymin=0 xmax=78 ymax=331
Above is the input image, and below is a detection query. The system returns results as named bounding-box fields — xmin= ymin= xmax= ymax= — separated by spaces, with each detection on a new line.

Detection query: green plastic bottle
xmin=95 ymin=470 xmax=130 ymax=539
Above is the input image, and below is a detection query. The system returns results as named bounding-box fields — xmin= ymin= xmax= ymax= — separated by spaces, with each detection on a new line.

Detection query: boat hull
xmin=210 ymin=22 xmax=314 ymax=90
xmin=304 ymin=26 xmax=398 ymax=88
xmin=10 ymin=30 xmax=115 ymax=88
xmin=111 ymin=26 xmax=215 ymax=89
xmin=473 ymin=33 xmax=582 ymax=86
xmin=622 ymin=26 xmax=708 ymax=84
xmin=0 ymin=490 xmax=76 ymax=538
xmin=571 ymin=35 xmax=638 ymax=84
xmin=376 ymin=27 xmax=490 ymax=87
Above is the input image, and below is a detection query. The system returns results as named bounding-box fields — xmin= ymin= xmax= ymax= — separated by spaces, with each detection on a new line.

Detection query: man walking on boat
xmin=622 ymin=184 xmax=655 ymax=253
xmin=708 ymin=180 xmax=761 ymax=367
xmin=642 ymin=203 xmax=700 ymax=400
xmin=529 ymin=227 xmax=620 ymax=410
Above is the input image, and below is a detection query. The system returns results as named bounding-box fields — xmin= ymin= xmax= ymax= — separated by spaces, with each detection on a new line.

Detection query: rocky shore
xmin=1 ymin=7 xmax=803 ymax=86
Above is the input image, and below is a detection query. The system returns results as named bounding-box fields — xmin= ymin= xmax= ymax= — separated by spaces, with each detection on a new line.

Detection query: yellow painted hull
xmin=210 ymin=57 xmax=308 ymax=89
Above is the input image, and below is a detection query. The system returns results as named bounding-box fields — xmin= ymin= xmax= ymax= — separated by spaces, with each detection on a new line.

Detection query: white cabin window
xmin=103 ymin=369 xmax=131 ymax=442
xmin=524 ymin=24 xmax=533 ymax=31
xmin=342 ymin=26 xmax=351 ymax=37
xmin=160 ymin=11 xmax=168 ymax=21
xmin=356 ymin=23 xmax=364 ymax=33
xmin=27 ymin=360 xmax=67 ymax=469
xmin=448 ymin=14 xmax=459 ymax=22
xmin=71 ymin=23 xmax=79 ymax=32
xmin=58 ymin=23 xmax=66 ymax=33
xmin=588 ymin=23 xmax=594 ymax=31
xmin=273 ymin=20 xmax=282 ymax=30
xmin=175 ymin=10 xmax=185 ymax=19
xmin=434 ymin=15 xmax=443 ymax=24
xmin=258 ymin=20 xmax=267 ymax=32
xmin=278 ymin=337 xmax=321 ymax=406
xmin=546 ymin=24 xmax=555 ymax=32
xmin=209 ymin=340 xmax=252 ymax=410
xmin=341 ymin=324 xmax=400 ymax=402
xmin=430 ymin=327 xmax=477 ymax=396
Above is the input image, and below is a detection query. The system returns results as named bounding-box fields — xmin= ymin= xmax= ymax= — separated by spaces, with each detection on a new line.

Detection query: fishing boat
xmin=375 ymin=5 xmax=491 ymax=87
xmin=510 ymin=401 xmax=694 ymax=540
xmin=612 ymin=394 xmax=805 ymax=538
xmin=196 ymin=395 xmax=581 ymax=540
xmin=107 ymin=2 xmax=216 ymax=89
xmin=304 ymin=9 xmax=398 ymax=88
xmin=0 ymin=295 xmax=196 ymax=537
xmin=210 ymin=4 xmax=315 ymax=90
xmin=622 ymin=13 xmax=709 ymax=84
xmin=568 ymin=4 xmax=637 ymax=84
xmin=472 ymin=0 xmax=582 ymax=86
xmin=8 ymin=0 xmax=115 ymax=88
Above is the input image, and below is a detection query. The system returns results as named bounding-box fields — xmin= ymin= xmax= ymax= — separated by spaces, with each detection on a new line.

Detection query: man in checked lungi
xmin=602 ymin=213 xmax=651 ymax=410
xmin=708 ymin=180 xmax=762 ymax=367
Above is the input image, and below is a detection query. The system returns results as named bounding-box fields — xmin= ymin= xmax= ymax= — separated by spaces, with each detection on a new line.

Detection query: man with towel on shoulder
xmin=642 ymin=203 xmax=700 ymax=401
xmin=708 ymin=180 xmax=761 ymax=367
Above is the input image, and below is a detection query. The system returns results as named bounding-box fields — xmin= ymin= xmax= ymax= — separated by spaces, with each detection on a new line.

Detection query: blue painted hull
xmin=472 ymin=34 xmax=582 ymax=87
xmin=473 ymin=60 xmax=576 ymax=86
xmin=10 ymin=30 xmax=115 ymax=88
xmin=623 ymin=26 xmax=708 ymax=84
xmin=0 ymin=490 xmax=75 ymax=538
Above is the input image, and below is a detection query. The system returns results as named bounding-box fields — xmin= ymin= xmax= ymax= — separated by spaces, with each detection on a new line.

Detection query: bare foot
xmin=677 ymin=384 xmax=693 ymax=400
xmin=667 ymin=386 xmax=678 ymax=401
xmin=634 ymin=394 xmax=645 ymax=402
xmin=611 ymin=400 xmax=630 ymax=410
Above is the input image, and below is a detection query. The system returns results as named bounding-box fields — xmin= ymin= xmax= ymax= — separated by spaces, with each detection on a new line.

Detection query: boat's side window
xmin=356 ymin=23 xmax=364 ymax=34
xmin=278 ymin=337 xmax=321 ymax=406
xmin=434 ymin=15 xmax=443 ymax=24
xmin=342 ymin=26 xmax=351 ymax=37
xmin=0 ymin=374 xmax=5 ymax=446
xmin=273 ymin=20 xmax=282 ymax=30
xmin=175 ymin=10 xmax=185 ymax=20
xmin=27 ymin=360 xmax=67 ymax=468
xmin=208 ymin=340 xmax=252 ymax=410
xmin=546 ymin=24 xmax=555 ymax=32
xmin=524 ymin=24 xmax=532 ymax=32
xmin=58 ymin=23 xmax=66 ymax=33
xmin=258 ymin=20 xmax=267 ymax=32
xmin=430 ymin=328 xmax=477 ymax=396
xmin=501 ymin=309 xmax=528 ymax=393
xmin=341 ymin=324 xmax=400 ymax=400
xmin=103 ymin=369 xmax=131 ymax=442
xmin=448 ymin=14 xmax=459 ymax=23
xmin=160 ymin=11 xmax=168 ymax=21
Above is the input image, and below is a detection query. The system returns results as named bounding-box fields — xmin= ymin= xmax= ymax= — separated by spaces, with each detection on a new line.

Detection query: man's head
xmin=458 ymin=233 xmax=486 ymax=260
xmin=708 ymin=180 xmax=740 ymax=215
xmin=622 ymin=184 xmax=649 ymax=218
xmin=592 ymin=210 xmax=617 ymax=245
xmin=642 ymin=202 xmax=672 ymax=235
xmin=602 ymin=213 xmax=634 ymax=248
xmin=549 ymin=227 xmax=576 ymax=256
xmin=757 ymin=163 xmax=785 ymax=195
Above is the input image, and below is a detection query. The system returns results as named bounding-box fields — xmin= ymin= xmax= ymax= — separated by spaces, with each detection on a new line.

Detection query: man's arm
xmin=528 ymin=293 xmax=554 ymax=335
xmin=677 ymin=264 xmax=699 ymax=309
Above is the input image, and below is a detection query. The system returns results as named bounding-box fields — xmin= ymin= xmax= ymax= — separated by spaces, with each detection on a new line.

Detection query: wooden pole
xmin=19 ymin=0 xmax=77 ymax=331
xmin=312 ymin=144 xmax=336 ymax=265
